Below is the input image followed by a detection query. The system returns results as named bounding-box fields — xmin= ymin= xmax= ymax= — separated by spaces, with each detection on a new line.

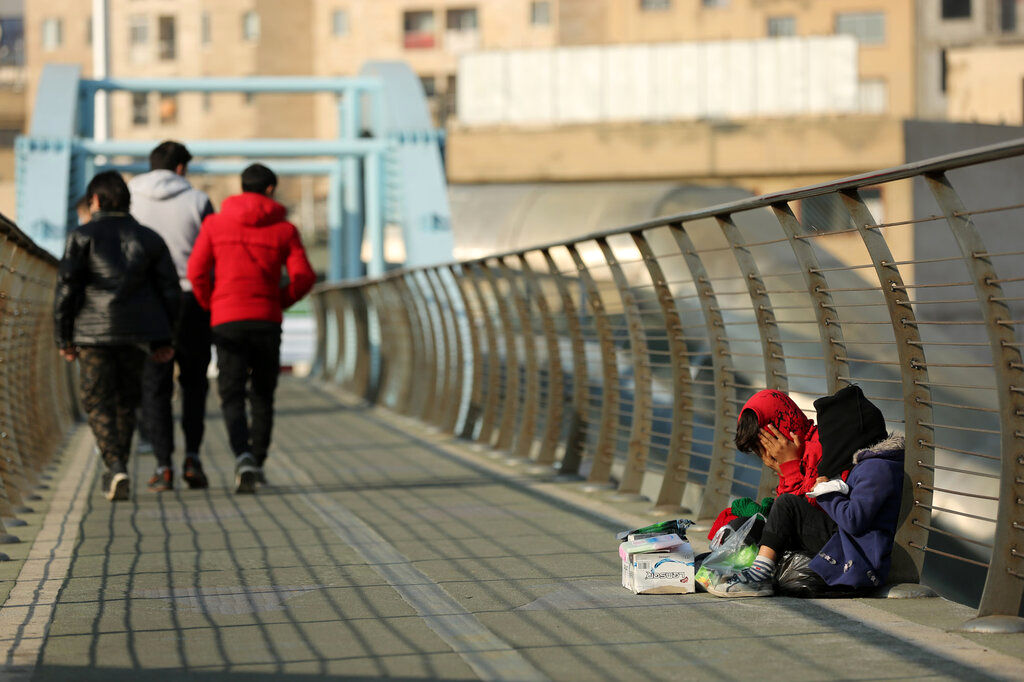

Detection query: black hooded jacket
xmin=54 ymin=212 xmax=181 ymax=348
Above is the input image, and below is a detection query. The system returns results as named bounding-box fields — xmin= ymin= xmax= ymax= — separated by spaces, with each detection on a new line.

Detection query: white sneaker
xmin=105 ymin=472 xmax=130 ymax=502
xmin=706 ymin=572 xmax=774 ymax=598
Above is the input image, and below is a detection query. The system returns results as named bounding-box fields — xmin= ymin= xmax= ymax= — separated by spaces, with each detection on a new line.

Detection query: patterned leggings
xmin=78 ymin=346 xmax=147 ymax=470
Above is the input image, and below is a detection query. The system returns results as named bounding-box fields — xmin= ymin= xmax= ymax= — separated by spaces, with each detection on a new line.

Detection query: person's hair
xmin=149 ymin=140 xmax=193 ymax=171
xmin=86 ymin=171 xmax=131 ymax=212
xmin=735 ymin=408 xmax=761 ymax=455
xmin=241 ymin=163 xmax=277 ymax=194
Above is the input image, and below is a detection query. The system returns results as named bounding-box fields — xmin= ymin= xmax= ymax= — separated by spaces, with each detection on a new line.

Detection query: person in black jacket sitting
xmin=54 ymin=171 xmax=181 ymax=501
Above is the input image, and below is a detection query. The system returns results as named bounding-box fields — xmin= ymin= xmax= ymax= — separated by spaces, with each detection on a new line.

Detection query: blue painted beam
xmin=97 ymin=159 xmax=341 ymax=175
xmin=80 ymin=76 xmax=382 ymax=94
xmin=76 ymin=138 xmax=390 ymax=157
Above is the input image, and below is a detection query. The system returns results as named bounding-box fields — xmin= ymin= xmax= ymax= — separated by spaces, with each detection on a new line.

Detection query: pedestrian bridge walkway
xmin=1 ymin=380 xmax=1022 ymax=681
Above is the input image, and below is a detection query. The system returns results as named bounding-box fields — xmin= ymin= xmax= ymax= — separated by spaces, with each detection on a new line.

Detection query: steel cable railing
xmin=312 ymin=138 xmax=1024 ymax=631
xmin=0 ymin=213 xmax=78 ymax=550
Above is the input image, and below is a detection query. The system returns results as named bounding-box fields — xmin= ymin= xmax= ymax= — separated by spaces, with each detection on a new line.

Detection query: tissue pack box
xmin=624 ymin=542 xmax=695 ymax=595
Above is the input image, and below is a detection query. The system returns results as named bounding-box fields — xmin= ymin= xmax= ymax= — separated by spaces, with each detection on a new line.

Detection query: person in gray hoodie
xmin=129 ymin=141 xmax=215 ymax=492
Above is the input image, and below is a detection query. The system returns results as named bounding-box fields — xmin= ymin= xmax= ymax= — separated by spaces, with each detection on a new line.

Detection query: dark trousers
xmin=79 ymin=346 xmax=147 ymax=470
xmin=141 ymin=292 xmax=212 ymax=468
xmin=761 ymin=493 xmax=838 ymax=555
xmin=213 ymin=323 xmax=281 ymax=464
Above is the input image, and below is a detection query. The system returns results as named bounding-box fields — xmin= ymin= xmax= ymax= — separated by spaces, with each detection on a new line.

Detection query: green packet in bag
xmin=695 ymin=544 xmax=759 ymax=591
xmin=616 ymin=518 xmax=694 ymax=542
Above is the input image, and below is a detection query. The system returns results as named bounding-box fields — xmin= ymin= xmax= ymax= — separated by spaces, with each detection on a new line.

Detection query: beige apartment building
xmin=27 ymin=0 xmax=921 ymax=133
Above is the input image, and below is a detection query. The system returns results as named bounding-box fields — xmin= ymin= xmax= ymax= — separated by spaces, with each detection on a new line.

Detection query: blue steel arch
xmin=16 ymin=61 xmax=451 ymax=281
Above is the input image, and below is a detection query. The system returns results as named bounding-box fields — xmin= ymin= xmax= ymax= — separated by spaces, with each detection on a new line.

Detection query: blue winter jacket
xmin=810 ymin=433 xmax=905 ymax=588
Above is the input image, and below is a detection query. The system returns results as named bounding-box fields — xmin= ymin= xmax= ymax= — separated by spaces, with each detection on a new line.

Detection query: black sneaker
xmin=183 ymin=458 xmax=209 ymax=489
xmin=235 ymin=454 xmax=257 ymax=494
xmin=103 ymin=470 xmax=130 ymax=502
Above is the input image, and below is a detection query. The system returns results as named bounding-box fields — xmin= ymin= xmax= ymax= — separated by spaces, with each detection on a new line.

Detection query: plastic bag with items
xmin=695 ymin=514 xmax=762 ymax=592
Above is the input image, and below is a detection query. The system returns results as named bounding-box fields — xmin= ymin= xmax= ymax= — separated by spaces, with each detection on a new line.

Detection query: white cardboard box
xmin=627 ymin=542 xmax=695 ymax=595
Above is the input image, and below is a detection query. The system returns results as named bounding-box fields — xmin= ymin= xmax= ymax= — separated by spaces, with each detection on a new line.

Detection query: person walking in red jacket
xmin=187 ymin=164 xmax=315 ymax=493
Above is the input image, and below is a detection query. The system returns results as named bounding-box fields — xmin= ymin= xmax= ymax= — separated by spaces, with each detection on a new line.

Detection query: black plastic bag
xmin=773 ymin=551 xmax=829 ymax=597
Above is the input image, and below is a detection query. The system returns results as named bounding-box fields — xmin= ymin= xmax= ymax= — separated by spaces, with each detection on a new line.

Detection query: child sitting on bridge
xmin=706 ymin=385 xmax=905 ymax=597
xmin=706 ymin=389 xmax=829 ymax=541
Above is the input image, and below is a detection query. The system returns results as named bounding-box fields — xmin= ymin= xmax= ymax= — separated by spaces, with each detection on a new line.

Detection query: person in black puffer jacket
xmin=54 ymin=171 xmax=181 ymax=502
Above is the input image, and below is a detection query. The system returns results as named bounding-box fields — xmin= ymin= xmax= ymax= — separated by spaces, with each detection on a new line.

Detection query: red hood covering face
xmin=739 ymin=389 xmax=814 ymax=439
xmin=220 ymin=192 xmax=287 ymax=227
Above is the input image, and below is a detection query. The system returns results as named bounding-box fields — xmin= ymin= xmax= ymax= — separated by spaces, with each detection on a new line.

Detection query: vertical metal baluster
xmin=541 ymin=249 xmax=588 ymax=477
xmin=567 ymin=243 xmax=618 ymax=490
xmin=394 ymin=276 xmax=426 ymax=416
xmin=405 ymin=272 xmax=440 ymax=423
xmin=596 ymin=237 xmax=652 ymax=500
xmin=329 ymin=288 xmax=348 ymax=385
xmin=671 ymin=222 xmax=737 ymax=520
xmin=468 ymin=262 xmax=502 ymax=447
xmin=498 ymin=257 xmax=539 ymax=460
xmin=927 ymin=172 xmax=1024 ymax=630
xmin=349 ymin=288 xmax=374 ymax=401
xmin=480 ymin=261 xmax=521 ymax=453
xmin=520 ymin=253 xmax=564 ymax=467
xmin=840 ymin=189 xmax=935 ymax=588
xmin=432 ymin=268 xmax=467 ymax=434
xmin=310 ymin=289 xmax=328 ymax=380
xmin=422 ymin=268 xmax=455 ymax=428
xmin=451 ymin=264 xmax=485 ymax=440
xmin=632 ymin=231 xmax=695 ymax=514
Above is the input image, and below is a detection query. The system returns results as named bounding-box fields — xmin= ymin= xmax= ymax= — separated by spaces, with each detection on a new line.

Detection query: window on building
xmin=403 ymin=10 xmax=435 ymax=49
xmin=446 ymin=8 xmax=478 ymax=31
xmin=835 ymin=12 xmax=885 ymax=45
xmin=420 ymin=75 xmax=436 ymax=97
xmin=132 ymin=92 xmax=149 ymax=126
xmin=202 ymin=92 xmax=212 ymax=112
xmin=1002 ymin=0 xmax=1016 ymax=31
xmin=767 ymin=16 xmax=796 ymax=37
xmin=0 ymin=18 xmax=24 ymax=66
xmin=129 ymin=14 xmax=147 ymax=45
xmin=41 ymin=18 xmax=62 ymax=51
xmin=940 ymin=49 xmax=948 ymax=93
xmin=857 ymin=78 xmax=888 ymax=113
xmin=159 ymin=93 xmax=177 ymax=124
xmin=531 ymin=1 xmax=551 ymax=25
xmin=941 ymin=0 xmax=971 ymax=19
xmin=201 ymin=12 xmax=211 ymax=45
xmin=158 ymin=16 xmax=176 ymax=60
xmin=332 ymin=9 xmax=349 ymax=36
xmin=702 ymin=0 xmax=729 ymax=6
xmin=640 ymin=0 xmax=671 ymax=10
xmin=242 ymin=11 xmax=260 ymax=41
xmin=245 ymin=92 xmax=256 ymax=105
xmin=128 ymin=15 xmax=147 ymax=62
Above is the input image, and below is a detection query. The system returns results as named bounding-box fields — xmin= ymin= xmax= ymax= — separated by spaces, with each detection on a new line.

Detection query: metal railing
xmin=311 ymin=139 xmax=1024 ymax=628
xmin=0 ymin=213 xmax=78 ymax=547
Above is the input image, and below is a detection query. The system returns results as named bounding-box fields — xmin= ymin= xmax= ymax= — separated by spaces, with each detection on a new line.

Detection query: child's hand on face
xmin=758 ymin=424 xmax=802 ymax=467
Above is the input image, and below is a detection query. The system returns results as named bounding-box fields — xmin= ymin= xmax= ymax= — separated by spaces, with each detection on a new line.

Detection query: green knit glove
xmin=731 ymin=496 xmax=773 ymax=518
